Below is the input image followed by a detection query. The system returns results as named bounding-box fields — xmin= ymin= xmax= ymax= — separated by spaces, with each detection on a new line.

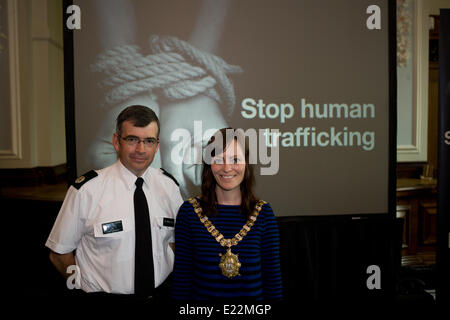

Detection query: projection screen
xmin=68 ymin=0 xmax=394 ymax=216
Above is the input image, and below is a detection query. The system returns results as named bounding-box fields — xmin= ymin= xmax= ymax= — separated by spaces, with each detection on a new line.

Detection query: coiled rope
xmin=91 ymin=35 xmax=243 ymax=116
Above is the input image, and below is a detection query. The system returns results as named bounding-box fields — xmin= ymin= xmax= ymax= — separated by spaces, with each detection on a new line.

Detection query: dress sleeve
xmin=172 ymin=201 xmax=195 ymax=300
xmin=260 ymin=203 xmax=283 ymax=299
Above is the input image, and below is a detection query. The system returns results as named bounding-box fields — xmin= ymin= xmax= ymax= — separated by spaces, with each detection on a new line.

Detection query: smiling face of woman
xmin=211 ymin=139 xmax=246 ymax=196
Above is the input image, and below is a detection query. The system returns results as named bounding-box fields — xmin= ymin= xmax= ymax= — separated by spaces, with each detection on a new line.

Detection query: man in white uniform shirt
xmin=46 ymin=105 xmax=183 ymax=302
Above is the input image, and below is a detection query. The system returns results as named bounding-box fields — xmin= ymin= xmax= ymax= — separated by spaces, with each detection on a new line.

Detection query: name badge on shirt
xmin=163 ymin=218 xmax=175 ymax=227
xmin=102 ymin=220 xmax=123 ymax=234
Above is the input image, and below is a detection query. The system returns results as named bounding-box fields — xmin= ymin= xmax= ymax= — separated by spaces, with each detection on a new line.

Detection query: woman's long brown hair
xmin=200 ymin=128 xmax=258 ymax=218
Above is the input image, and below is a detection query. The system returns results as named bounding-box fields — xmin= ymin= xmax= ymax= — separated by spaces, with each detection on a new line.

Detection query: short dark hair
xmin=116 ymin=105 xmax=160 ymax=137
xmin=201 ymin=128 xmax=257 ymax=218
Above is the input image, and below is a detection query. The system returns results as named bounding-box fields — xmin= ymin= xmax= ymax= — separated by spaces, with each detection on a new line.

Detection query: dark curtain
xmin=277 ymin=216 xmax=403 ymax=303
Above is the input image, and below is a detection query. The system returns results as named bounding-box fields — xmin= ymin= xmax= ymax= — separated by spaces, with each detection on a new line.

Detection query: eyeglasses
xmin=119 ymin=135 xmax=159 ymax=148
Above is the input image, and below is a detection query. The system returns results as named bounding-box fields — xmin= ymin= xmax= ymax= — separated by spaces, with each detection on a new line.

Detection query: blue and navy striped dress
xmin=172 ymin=199 xmax=282 ymax=300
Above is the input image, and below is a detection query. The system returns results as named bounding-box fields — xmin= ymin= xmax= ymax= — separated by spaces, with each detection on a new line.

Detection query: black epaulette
xmin=160 ymin=168 xmax=179 ymax=186
xmin=72 ymin=170 xmax=98 ymax=190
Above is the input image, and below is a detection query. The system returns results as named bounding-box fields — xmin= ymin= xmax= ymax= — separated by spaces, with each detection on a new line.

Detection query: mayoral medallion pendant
xmin=219 ymin=248 xmax=241 ymax=279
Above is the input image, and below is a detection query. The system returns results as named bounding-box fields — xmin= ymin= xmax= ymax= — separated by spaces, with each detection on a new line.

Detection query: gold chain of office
xmin=187 ymin=197 xmax=266 ymax=278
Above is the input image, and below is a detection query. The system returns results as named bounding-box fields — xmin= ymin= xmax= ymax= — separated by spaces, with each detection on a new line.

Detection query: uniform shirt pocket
xmin=154 ymin=216 xmax=175 ymax=244
xmin=92 ymin=216 xmax=132 ymax=262
xmin=153 ymin=216 xmax=175 ymax=274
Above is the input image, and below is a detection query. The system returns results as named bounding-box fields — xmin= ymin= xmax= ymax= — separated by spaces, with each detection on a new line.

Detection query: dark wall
xmin=4 ymin=198 xmax=67 ymax=299
xmin=279 ymin=215 xmax=403 ymax=302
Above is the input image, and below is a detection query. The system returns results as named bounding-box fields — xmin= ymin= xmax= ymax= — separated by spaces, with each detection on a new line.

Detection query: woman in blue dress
xmin=172 ymin=128 xmax=282 ymax=300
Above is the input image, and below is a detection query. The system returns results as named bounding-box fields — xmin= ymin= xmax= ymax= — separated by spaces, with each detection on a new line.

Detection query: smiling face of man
xmin=113 ymin=120 xmax=160 ymax=177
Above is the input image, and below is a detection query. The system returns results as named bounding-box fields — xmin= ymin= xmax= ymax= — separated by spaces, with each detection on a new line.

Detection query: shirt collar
xmin=116 ymin=160 xmax=152 ymax=191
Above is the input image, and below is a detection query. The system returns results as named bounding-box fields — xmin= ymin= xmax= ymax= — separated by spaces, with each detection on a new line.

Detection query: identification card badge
xmin=102 ymin=220 xmax=123 ymax=234
xmin=163 ymin=218 xmax=175 ymax=227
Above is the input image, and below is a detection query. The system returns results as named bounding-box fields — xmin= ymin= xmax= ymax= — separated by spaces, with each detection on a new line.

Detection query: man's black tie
xmin=134 ymin=177 xmax=155 ymax=296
